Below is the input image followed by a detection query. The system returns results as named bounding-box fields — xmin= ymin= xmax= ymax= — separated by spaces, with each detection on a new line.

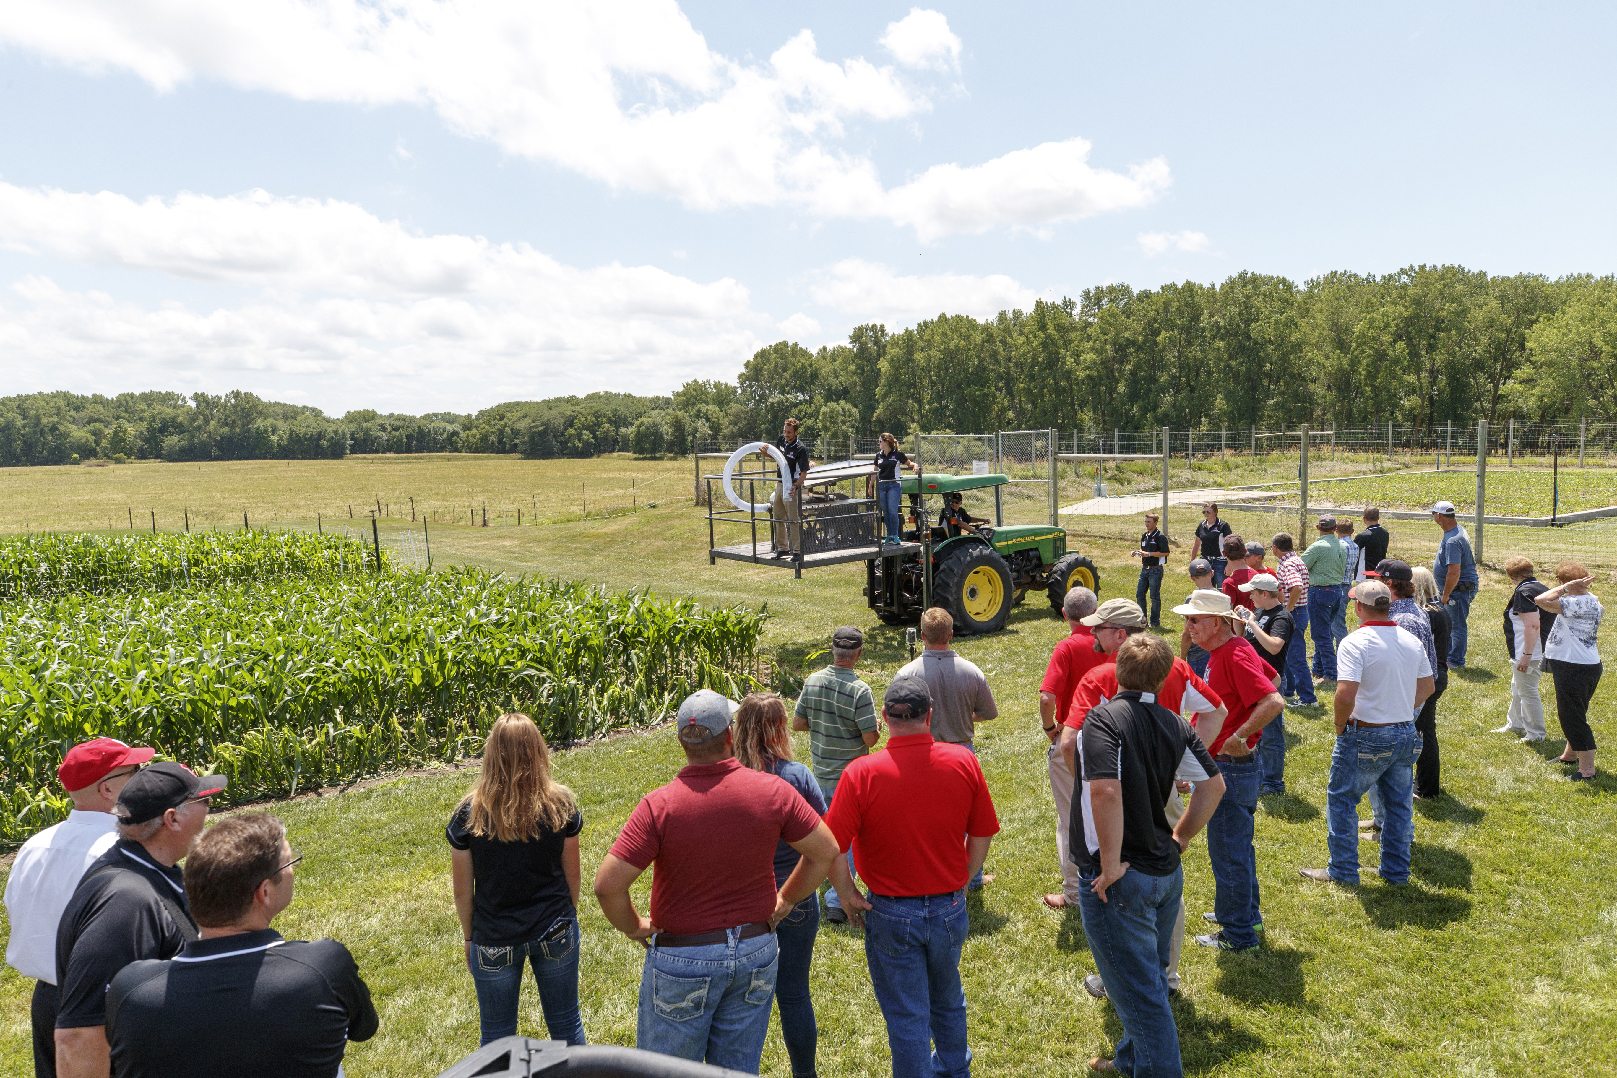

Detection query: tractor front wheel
xmin=935 ymin=545 xmax=1014 ymax=635
xmin=1046 ymin=552 xmax=1101 ymax=612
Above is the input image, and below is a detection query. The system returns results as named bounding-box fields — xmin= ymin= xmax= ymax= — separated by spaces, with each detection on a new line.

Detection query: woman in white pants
xmin=1495 ymin=556 xmax=1549 ymax=742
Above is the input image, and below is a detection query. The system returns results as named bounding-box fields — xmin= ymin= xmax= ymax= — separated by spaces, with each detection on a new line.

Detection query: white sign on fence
xmin=972 ymin=460 xmax=991 ymax=475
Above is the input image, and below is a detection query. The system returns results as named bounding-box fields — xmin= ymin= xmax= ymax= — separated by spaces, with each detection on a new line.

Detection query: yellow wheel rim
xmin=1069 ymin=566 xmax=1096 ymax=592
xmin=962 ymin=566 xmax=1004 ymax=621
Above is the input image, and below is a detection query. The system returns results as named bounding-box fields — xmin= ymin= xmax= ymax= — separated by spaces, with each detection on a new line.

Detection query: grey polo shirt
xmin=897 ymin=649 xmax=997 ymax=745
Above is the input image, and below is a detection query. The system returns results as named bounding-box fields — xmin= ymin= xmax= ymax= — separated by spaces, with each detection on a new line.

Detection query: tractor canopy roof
xmin=899 ymin=472 xmax=1009 ymax=495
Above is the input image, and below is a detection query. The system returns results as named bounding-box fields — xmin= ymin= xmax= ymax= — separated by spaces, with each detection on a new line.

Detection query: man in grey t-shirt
xmin=897 ymin=606 xmax=998 ymax=888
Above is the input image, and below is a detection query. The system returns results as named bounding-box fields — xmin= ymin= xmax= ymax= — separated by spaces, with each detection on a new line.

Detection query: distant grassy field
xmin=3 ymin=454 xmax=1616 ymax=1077
xmin=1301 ymin=468 xmax=1617 ymax=517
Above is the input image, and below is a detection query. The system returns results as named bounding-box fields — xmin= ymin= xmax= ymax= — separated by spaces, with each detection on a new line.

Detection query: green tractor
xmin=866 ymin=472 xmax=1100 ymax=635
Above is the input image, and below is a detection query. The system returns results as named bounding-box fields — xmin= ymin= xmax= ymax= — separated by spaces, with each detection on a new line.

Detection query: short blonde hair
xmin=1502 ymin=556 xmax=1534 ymax=582
xmin=1115 ymin=634 xmax=1174 ymax=694
xmin=920 ymin=606 xmax=953 ymax=644
xmin=1555 ymin=561 xmax=1589 ymax=584
xmin=1411 ymin=566 xmax=1440 ymax=606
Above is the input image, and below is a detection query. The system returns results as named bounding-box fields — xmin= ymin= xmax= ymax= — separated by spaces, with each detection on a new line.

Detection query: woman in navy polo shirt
xmin=871 ymin=432 xmax=920 ymax=544
xmin=448 ymin=714 xmax=586 ymax=1046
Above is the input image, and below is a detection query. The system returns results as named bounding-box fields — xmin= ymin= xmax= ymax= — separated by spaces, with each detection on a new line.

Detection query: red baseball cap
xmin=58 ymin=738 xmax=155 ymax=793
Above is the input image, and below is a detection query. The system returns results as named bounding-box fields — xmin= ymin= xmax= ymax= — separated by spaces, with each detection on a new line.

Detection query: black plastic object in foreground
xmin=435 ymin=1038 xmax=753 ymax=1078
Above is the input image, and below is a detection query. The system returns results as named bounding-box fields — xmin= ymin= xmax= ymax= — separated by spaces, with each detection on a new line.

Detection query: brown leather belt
xmin=650 ymin=922 xmax=772 ymax=948
xmin=1342 ymin=719 xmax=1412 ymax=729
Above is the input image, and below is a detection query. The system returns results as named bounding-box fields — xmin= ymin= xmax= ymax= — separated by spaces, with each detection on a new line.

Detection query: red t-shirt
xmin=1205 ymin=635 xmax=1280 ymax=754
xmin=609 ymin=758 xmax=821 ymax=935
xmin=1039 ymin=627 xmax=1114 ymax=727
xmin=1223 ymin=567 xmax=1256 ymax=610
xmin=1064 ymin=657 xmax=1222 ymax=729
xmin=824 ymin=733 xmax=1000 ymax=896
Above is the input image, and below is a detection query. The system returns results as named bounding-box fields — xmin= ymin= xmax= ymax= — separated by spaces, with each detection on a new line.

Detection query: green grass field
xmin=3 ymin=456 xmax=1615 ymax=1077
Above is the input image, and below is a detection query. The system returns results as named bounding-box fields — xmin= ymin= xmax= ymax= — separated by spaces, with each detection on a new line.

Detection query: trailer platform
xmin=711 ymin=540 xmax=922 ymax=576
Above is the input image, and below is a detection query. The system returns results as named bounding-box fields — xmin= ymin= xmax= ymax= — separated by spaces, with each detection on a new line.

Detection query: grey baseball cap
xmin=1238 ymin=573 xmax=1281 ymax=593
xmin=883 ymin=675 xmax=932 ymax=719
xmin=832 ymin=625 xmax=864 ymax=649
xmin=1245 ymin=541 xmax=1266 ymax=557
xmin=1316 ymin=514 xmax=1337 ymax=530
xmin=1188 ymin=558 xmax=1214 ymax=579
xmin=676 ymin=689 xmax=738 ymax=738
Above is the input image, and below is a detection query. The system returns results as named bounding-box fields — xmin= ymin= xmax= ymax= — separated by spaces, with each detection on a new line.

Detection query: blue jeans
xmin=864 ymin=891 xmax=972 ymax=1078
xmin=1186 ymin=646 xmax=1209 ymax=679
xmin=1446 ymin=587 xmax=1475 ymax=667
xmin=1331 ymin=592 xmax=1350 ymax=646
xmin=1077 ymin=865 xmax=1184 ymax=1078
xmin=879 ymin=481 xmax=903 ymax=540
xmin=1308 ymin=585 xmax=1344 ymax=680
xmin=1204 ymin=754 xmax=1262 ymax=948
xmin=1209 ymin=556 xmax=1228 ymax=588
xmin=1135 ymin=565 xmax=1163 ymax=625
xmin=817 ymin=776 xmax=857 ymax=911
xmin=1257 ymin=712 xmax=1286 ymax=794
xmin=1282 ymin=616 xmax=1317 ymax=705
xmin=774 ymin=894 xmax=820 ymax=1078
xmin=1327 ymin=723 xmax=1419 ymax=885
xmin=467 ymin=917 xmax=586 ymax=1046
xmin=638 ymin=928 xmax=779 ymax=1071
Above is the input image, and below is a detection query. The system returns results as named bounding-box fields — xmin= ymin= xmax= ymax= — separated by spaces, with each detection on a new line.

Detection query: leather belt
xmin=1213 ymin=751 xmax=1254 ymax=763
xmin=869 ymin=890 xmax=963 ymax=901
xmin=650 ymin=922 xmax=772 ymax=948
xmin=1341 ymin=719 xmax=1412 ymax=729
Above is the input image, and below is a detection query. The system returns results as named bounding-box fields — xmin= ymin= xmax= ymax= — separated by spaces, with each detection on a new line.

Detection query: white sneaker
xmin=1489 ymin=725 xmax=1518 ymax=734
xmin=1518 ymin=736 xmax=1544 ymax=744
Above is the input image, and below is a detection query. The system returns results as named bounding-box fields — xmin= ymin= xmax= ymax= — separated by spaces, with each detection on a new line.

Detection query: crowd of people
xmin=3 ymin=501 xmax=1605 ymax=1078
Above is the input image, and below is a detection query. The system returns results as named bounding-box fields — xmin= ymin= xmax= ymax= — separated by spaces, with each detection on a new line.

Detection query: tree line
xmin=4 ymin=265 xmax=1612 ymax=467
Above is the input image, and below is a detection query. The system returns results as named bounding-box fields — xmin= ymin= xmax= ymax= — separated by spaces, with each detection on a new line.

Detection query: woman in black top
xmin=871 ymin=432 xmax=919 ymax=543
xmin=448 ymin=714 xmax=585 ymax=1046
xmin=1195 ymin=503 xmax=1233 ymax=586
xmin=1413 ymin=568 xmax=1452 ymax=799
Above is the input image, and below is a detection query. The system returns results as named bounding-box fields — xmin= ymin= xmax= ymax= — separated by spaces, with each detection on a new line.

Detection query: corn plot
xmin=0 ymin=530 xmax=384 ymax=598
xmin=0 ymin=569 xmax=765 ymax=842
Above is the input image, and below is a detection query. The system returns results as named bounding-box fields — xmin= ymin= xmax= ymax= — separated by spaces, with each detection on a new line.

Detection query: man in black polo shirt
xmin=54 ymin=763 xmax=222 ymax=1078
xmin=1354 ymin=508 xmax=1389 ymax=576
xmin=1075 ymin=634 xmax=1225 ymax=1076
xmin=106 ymin=813 xmax=377 ymax=1078
xmin=1132 ymin=512 xmax=1171 ymax=627
xmin=1235 ymin=574 xmax=1295 ymax=796
xmin=769 ymin=417 xmax=813 ymax=558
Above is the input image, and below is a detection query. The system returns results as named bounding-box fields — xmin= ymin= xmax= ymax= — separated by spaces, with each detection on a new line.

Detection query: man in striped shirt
xmin=1272 ymin=533 xmax=1316 ymax=707
xmin=793 ymin=625 xmax=879 ymax=923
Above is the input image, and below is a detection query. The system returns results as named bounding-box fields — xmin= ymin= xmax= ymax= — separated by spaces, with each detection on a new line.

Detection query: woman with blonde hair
xmin=872 ymin=432 xmax=919 ymax=544
xmin=1536 ymin=562 xmax=1604 ymax=780
xmin=1411 ymin=566 xmax=1452 ymax=798
xmin=448 ymin=714 xmax=586 ymax=1045
xmin=733 ymin=692 xmax=826 ymax=1078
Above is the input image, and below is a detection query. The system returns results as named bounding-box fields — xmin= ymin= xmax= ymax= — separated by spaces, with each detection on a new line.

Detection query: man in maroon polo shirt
xmin=825 ymin=676 xmax=999 ymax=1078
xmin=1038 ymin=587 xmax=1108 ymax=911
xmin=593 ymin=689 xmax=842 ymax=1073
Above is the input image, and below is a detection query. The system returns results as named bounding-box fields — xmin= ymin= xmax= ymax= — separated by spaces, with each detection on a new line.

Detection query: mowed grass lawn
xmin=3 ymin=458 xmax=1617 ymax=1077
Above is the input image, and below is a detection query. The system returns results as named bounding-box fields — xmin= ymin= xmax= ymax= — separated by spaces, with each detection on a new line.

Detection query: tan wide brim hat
xmin=1171 ymin=588 xmax=1247 ymax=621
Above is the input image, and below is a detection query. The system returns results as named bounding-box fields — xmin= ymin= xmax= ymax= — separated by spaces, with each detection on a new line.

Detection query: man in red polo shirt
xmin=1038 ymin=587 xmax=1107 ymax=911
xmin=593 ymin=690 xmax=841 ymax=1073
xmin=825 ymin=676 xmax=999 ymax=1078
xmin=1178 ymin=591 xmax=1285 ymax=954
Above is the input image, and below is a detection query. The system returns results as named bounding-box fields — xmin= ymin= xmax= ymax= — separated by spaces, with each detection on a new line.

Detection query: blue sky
xmin=1 ymin=2 xmax=1612 ymax=415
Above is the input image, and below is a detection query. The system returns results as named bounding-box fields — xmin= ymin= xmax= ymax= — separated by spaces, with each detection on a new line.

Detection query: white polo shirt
xmin=1337 ymin=621 xmax=1432 ymax=723
xmin=4 ymin=810 xmax=119 ymax=983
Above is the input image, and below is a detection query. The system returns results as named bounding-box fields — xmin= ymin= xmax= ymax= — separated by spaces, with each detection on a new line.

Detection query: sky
xmin=0 ymin=1 xmax=1613 ymax=416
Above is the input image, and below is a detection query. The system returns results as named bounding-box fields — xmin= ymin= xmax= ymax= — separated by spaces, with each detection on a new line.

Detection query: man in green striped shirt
xmin=793 ymin=625 xmax=879 ymax=923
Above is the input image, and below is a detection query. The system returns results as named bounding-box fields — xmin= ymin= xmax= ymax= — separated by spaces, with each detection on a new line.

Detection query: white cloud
xmin=1137 ymin=230 xmax=1210 ymax=256
xmin=777 ymin=312 xmax=821 ymax=338
xmin=0 ymin=183 xmax=772 ymax=411
xmin=880 ymin=8 xmax=961 ymax=71
xmin=0 ymin=2 xmax=1167 ymax=240
xmin=808 ymin=258 xmax=1042 ymax=324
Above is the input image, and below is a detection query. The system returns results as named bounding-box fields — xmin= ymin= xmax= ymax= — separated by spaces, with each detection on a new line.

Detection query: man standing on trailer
xmin=769 ymin=418 xmax=813 ymax=559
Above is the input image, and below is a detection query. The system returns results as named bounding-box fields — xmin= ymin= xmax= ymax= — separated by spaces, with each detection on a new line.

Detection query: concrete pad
xmin=1061 ymin=488 xmax=1286 ymax=516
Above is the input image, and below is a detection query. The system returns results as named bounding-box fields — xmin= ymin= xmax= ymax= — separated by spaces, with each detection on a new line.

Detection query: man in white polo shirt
xmin=4 ymin=738 xmax=152 ymax=1078
xmin=1300 ymin=580 xmax=1434 ymax=887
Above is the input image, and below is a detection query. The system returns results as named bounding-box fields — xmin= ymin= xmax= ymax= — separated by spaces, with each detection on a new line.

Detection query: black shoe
xmin=825 ymin=907 xmax=849 ymax=925
xmin=1083 ymin=974 xmax=1107 ymax=1000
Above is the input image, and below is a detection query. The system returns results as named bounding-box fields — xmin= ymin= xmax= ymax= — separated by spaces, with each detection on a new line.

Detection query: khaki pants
xmin=1507 ymin=659 xmax=1546 ymax=740
xmin=770 ymin=484 xmax=800 ymax=552
xmin=1047 ymin=744 xmax=1084 ymax=903
xmin=1163 ymin=790 xmax=1187 ymax=991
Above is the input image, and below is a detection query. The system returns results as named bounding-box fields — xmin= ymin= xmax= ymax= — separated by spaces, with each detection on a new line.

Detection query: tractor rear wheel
xmin=1046 ymin=553 xmax=1101 ymax=612
xmin=935 ymin=544 xmax=1014 ymax=635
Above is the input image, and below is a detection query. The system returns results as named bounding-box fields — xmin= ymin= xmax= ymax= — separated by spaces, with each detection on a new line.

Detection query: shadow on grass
xmin=1213 ymin=942 xmax=1316 ymax=1012
xmin=966 ymin=887 xmax=1009 ymax=937
xmin=1259 ymin=792 xmax=1320 ymax=822
xmin=1451 ymin=666 xmax=1498 ymax=684
xmin=1358 ymin=879 xmax=1472 ymax=929
xmin=1409 ymin=841 xmax=1473 ymax=890
xmin=1054 ymin=907 xmax=1089 ymax=953
xmin=1100 ymin=998 xmax=1265 ymax=1073
xmin=1414 ymin=795 xmax=1485 ymax=825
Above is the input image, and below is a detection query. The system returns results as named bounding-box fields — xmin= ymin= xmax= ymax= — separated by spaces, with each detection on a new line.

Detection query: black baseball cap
xmin=1244 ymin=541 xmax=1265 ymax=557
xmin=883 ymin=675 xmax=932 ymax=720
xmin=114 ymin=762 xmax=227 ymax=825
xmin=832 ymin=625 xmax=864 ymax=649
xmin=1188 ymin=558 xmax=1214 ymax=578
xmin=1370 ymin=558 xmax=1413 ymax=582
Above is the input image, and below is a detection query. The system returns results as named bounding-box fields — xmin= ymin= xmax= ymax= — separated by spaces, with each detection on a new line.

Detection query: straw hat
xmin=1171 ymin=589 xmax=1247 ymax=622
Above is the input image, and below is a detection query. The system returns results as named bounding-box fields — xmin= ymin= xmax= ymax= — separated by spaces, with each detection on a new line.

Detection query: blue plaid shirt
xmin=1389 ymin=597 xmax=1437 ymax=675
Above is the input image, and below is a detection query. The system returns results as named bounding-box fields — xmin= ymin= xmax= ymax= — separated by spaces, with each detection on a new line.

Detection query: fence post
xmin=1445 ymin=421 xmax=1452 ymax=472
xmin=1508 ymin=418 xmax=1514 ymax=467
xmin=1475 ymin=420 xmax=1487 ymax=563
xmin=1222 ymin=426 xmax=1227 ymax=458
xmin=1251 ymin=426 xmax=1256 ymax=458
xmin=1388 ymin=420 xmax=1393 ymax=461
xmin=150 ymin=511 xmax=156 ymax=534
xmin=1048 ymin=429 xmax=1058 ymax=526
xmin=1580 ymin=418 xmax=1586 ymax=467
xmin=372 ymin=514 xmax=383 ymax=572
xmin=1299 ymin=424 xmax=1310 ymax=539
xmin=423 ymin=519 xmax=431 ymax=569
xmin=1160 ymin=427 xmax=1170 ymax=535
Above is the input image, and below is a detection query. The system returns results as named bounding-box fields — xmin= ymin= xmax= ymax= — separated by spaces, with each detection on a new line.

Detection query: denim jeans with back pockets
xmin=1327 ymin=722 xmax=1419 ymax=884
xmin=1078 ymin=864 xmax=1185 ymax=1078
xmin=773 ymin=893 xmax=820 ymax=1078
xmin=637 ymin=928 xmax=778 ymax=1072
xmin=879 ymin=481 xmax=904 ymax=540
xmin=467 ymin=916 xmax=586 ymax=1046
xmin=1446 ymin=587 xmax=1475 ymax=666
xmin=1204 ymin=754 xmax=1262 ymax=948
xmin=864 ymin=890 xmax=972 ymax=1078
